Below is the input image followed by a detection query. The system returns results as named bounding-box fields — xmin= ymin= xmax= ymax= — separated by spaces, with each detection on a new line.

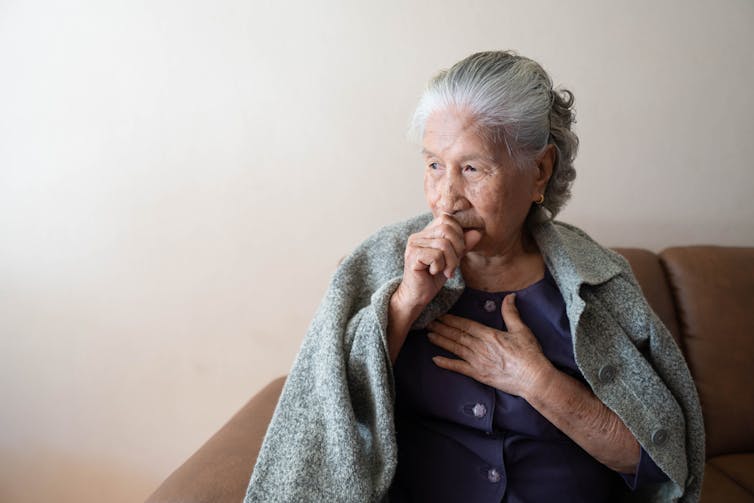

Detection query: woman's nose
xmin=437 ymin=170 xmax=465 ymax=213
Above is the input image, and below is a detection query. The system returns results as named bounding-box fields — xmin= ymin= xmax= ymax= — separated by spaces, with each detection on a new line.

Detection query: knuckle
xmin=438 ymin=221 xmax=455 ymax=235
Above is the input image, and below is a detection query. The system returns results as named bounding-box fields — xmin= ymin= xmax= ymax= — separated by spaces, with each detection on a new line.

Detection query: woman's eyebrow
xmin=421 ymin=148 xmax=494 ymax=164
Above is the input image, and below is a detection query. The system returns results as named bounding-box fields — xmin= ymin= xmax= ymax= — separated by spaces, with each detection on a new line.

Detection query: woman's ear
xmin=534 ymin=144 xmax=555 ymax=196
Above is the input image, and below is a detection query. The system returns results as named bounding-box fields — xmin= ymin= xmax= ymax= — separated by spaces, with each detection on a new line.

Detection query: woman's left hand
xmin=427 ymin=293 xmax=554 ymax=398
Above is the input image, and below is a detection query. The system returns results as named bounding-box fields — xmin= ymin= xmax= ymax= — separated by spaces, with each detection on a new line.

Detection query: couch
xmin=146 ymin=246 xmax=754 ymax=502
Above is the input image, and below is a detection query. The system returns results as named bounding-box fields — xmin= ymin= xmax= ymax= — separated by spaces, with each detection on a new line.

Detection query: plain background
xmin=1 ymin=1 xmax=753 ymax=501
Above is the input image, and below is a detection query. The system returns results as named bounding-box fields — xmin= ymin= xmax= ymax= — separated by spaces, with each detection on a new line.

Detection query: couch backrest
xmin=660 ymin=246 xmax=754 ymax=458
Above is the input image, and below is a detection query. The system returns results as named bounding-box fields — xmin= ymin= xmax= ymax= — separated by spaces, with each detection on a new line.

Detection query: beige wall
xmin=1 ymin=0 xmax=752 ymax=501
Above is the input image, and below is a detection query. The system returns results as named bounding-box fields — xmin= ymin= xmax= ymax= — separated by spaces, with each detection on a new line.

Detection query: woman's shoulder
xmin=533 ymin=219 xmax=634 ymax=286
xmin=557 ymin=221 xmax=637 ymax=270
xmin=547 ymin=220 xmax=610 ymax=252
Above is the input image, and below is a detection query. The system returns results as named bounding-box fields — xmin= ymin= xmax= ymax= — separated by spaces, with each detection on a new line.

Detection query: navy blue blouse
xmin=390 ymin=268 xmax=667 ymax=502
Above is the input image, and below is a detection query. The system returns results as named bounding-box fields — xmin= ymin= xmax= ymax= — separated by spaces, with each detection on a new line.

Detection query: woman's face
xmin=422 ymin=107 xmax=551 ymax=255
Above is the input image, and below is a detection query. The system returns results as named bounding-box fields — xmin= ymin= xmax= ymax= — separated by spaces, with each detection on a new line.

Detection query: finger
xmin=501 ymin=293 xmax=526 ymax=331
xmin=418 ymin=215 xmax=465 ymax=253
xmin=433 ymin=213 xmax=465 ymax=234
xmin=427 ymin=332 xmax=473 ymax=360
xmin=437 ymin=313 xmax=487 ymax=337
xmin=463 ymin=229 xmax=483 ymax=252
xmin=431 ymin=355 xmax=476 ymax=379
xmin=427 ymin=320 xmax=475 ymax=345
xmin=408 ymin=224 xmax=464 ymax=271
xmin=424 ymin=217 xmax=466 ymax=256
xmin=413 ymin=248 xmax=446 ymax=276
xmin=411 ymin=237 xmax=461 ymax=277
xmin=428 ymin=255 xmax=446 ymax=276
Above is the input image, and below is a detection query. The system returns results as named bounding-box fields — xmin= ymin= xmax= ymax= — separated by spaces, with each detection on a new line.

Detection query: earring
xmin=535 ymin=194 xmax=545 ymax=205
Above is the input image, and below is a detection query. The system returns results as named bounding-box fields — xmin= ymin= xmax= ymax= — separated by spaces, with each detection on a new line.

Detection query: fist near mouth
xmin=387 ymin=214 xmax=482 ymax=363
xmin=395 ymin=214 xmax=483 ymax=312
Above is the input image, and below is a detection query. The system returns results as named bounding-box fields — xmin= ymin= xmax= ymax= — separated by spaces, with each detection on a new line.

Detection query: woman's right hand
xmin=396 ymin=215 xmax=471 ymax=308
xmin=387 ymin=215 xmax=482 ymax=362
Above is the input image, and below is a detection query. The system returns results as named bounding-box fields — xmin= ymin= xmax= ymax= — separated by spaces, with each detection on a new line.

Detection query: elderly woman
xmin=245 ymin=51 xmax=704 ymax=503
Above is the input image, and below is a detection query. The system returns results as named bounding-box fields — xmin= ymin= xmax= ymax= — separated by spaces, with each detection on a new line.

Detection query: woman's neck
xmin=461 ymin=230 xmax=544 ymax=292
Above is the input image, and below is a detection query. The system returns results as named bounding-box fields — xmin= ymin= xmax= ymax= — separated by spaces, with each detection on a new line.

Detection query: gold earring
xmin=535 ymin=194 xmax=545 ymax=205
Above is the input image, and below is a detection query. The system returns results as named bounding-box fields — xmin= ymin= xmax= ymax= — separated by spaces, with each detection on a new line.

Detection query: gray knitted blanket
xmin=244 ymin=213 xmax=704 ymax=502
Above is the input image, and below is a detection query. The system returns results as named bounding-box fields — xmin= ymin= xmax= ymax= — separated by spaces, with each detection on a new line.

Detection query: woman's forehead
xmin=422 ymin=110 xmax=508 ymax=164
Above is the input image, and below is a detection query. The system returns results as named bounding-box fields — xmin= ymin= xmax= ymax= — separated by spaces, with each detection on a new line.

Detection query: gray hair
xmin=410 ymin=51 xmax=578 ymax=217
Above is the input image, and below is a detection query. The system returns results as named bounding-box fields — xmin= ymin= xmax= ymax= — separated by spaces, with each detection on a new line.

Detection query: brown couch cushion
xmin=660 ymin=246 xmax=754 ymax=458
xmin=145 ymin=376 xmax=286 ymax=503
xmin=708 ymin=453 xmax=754 ymax=494
xmin=614 ymin=248 xmax=682 ymax=347
xmin=701 ymin=462 xmax=754 ymax=502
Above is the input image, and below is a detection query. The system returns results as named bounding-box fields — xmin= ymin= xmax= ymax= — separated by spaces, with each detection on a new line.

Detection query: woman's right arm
xmin=386 ymin=214 xmax=479 ymax=363
xmin=387 ymin=289 xmax=424 ymax=363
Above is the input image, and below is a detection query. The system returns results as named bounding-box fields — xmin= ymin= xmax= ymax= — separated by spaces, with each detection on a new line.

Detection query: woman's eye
xmin=464 ymin=165 xmax=483 ymax=176
xmin=429 ymin=162 xmax=440 ymax=170
xmin=463 ymin=164 xmax=486 ymax=180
